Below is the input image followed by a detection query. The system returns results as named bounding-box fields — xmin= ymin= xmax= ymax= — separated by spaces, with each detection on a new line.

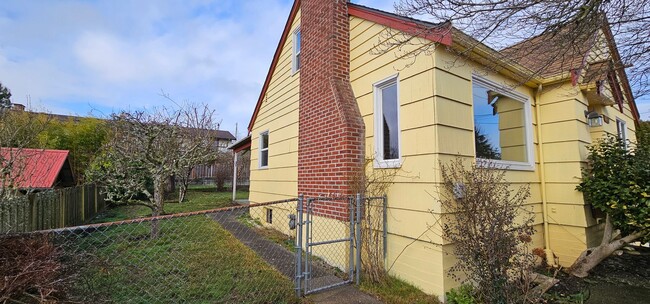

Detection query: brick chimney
xmin=298 ymin=0 xmax=365 ymax=219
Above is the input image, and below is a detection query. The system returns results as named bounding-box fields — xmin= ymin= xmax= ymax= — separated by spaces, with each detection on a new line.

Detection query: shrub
xmin=440 ymin=159 xmax=538 ymax=304
xmin=446 ymin=284 xmax=475 ymax=304
xmin=0 ymin=234 xmax=71 ymax=302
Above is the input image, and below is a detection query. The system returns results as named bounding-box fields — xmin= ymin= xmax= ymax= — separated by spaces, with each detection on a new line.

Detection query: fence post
xmin=355 ymin=193 xmax=362 ymax=285
xmin=94 ymin=184 xmax=98 ymax=214
xmin=59 ymin=190 xmax=64 ymax=227
xmin=30 ymin=195 xmax=37 ymax=231
xmin=348 ymin=196 xmax=354 ymax=283
xmin=81 ymin=185 xmax=85 ymax=223
xmin=304 ymin=198 xmax=311 ymax=296
xmin=295 ymin=194 xmax=303 ymax=298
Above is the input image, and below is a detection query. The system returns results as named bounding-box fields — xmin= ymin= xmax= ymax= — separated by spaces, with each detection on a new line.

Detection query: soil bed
xmin=544 ymin=245 xmax=650 ymax=303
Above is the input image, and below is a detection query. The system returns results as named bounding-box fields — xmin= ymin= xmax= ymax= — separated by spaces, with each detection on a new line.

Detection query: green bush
xmin=446 ymin=284 xmax=475 ymax=304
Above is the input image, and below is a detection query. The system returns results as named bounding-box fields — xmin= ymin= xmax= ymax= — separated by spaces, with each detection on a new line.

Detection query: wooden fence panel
xmin=0 ymin=184 xmax=107 ymax=233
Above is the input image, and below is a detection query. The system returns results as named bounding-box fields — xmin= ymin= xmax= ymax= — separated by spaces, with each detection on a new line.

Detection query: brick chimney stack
xmin=298 ymin=0 xmax=365 ymax=219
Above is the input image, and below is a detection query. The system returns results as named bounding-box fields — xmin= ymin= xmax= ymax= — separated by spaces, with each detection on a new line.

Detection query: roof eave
xmin=450 ymin=29 xmax=543 ymax=87
xmin=247 ymin=0 xmax=301 ymax=132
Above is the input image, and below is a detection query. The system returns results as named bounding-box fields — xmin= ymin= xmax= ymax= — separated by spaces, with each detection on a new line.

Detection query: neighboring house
xmin=212 ymin=130 xmax=237 ymax=152
xmin=189 ymin=130 xmax=237 ymax=182
xmin=241 ymin=0 xmax=639 ymax=297
xmin=0 ymin=148 xmax=75 ymax=191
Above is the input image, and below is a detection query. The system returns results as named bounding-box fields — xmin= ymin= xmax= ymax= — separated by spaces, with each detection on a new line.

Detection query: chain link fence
xmin=2 ymin=201 xmax=303 ymax=303
xmin=1 ymin=195 xmax=386 ymax=303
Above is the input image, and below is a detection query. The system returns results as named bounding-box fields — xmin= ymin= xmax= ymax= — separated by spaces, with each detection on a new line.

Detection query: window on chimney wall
xmin=373 ymin=75 xmax=401 ymax=168
xmin=292 ymin=27 xmax=301 ymax=74
xmin=259 ymin=131 xmax=269 ymax=168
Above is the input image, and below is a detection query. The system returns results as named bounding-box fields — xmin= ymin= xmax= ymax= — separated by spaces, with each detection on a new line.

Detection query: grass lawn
xmin=68 ymin=188 xmax=299 ymax=303
xmin=91 ymin=188 xmax=249 ymax=223
xmin=360 ymin=276 xmax=442 ymax=304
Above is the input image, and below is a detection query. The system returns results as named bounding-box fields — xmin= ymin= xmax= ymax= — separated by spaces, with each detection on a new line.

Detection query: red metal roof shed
xmin=1 ymin=148 xmax=75 ymax=189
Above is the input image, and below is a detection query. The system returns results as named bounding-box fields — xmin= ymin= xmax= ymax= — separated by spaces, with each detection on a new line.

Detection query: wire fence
xmin=1 ymin=195 xmax=386 ymax=303
xmin=1 ymin=200 xmax=303 ymax=303
xmin=0 ymin=184 xmax=106 ymax=234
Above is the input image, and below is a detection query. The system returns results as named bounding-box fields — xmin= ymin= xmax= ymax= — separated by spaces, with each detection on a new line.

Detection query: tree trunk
xmin=178 ymin=167 xmax=192 ymax=203
xmin=151 ymin=176 xmax=166 ymax=238
xmin=569 ymin=244 xmax=619 ymax=278
xmin=178 ymin=185 xmax=187 ymax=203
xmin=569 ymin=215 xmax=644 ymax=277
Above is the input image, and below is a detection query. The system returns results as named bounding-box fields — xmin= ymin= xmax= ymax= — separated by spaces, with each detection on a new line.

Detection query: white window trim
xmin=259 ymin=130 xmax=269 ymax=169
xmin=292 ymin=26 xmax=301 ymax=74
xmin=472 ymin=75 xmax=535 ymax=171
xmin=373 ymin=74 xmax=402 ymax=169
xmin=616 ymin=118 xmax=627 ymax=149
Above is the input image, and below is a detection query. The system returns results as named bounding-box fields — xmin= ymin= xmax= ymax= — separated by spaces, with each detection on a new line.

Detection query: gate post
xmin=355 ymin=193 xmax=362 ymax=285
xmin=295 ymin=194 xmax=304 ymax=297
xmin=348 ymin=196 xmax=354 ymax=282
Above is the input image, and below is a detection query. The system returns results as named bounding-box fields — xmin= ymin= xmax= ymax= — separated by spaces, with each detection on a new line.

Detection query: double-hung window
xmin=292 ymin=28 xmax=301 ymax=73
xmin=374 ymin=75 xmax=400 ymax=168
xmin=616 ymin=118 xmax=627 ymax=148
xmin=472 ymin=76 xmax=534 ymax=170
xmin=259 ymin=131 xmax=269 ymax=168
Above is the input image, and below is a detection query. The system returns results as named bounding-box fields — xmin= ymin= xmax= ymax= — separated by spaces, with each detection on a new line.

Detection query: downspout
xmin=534 ymin=83 xmax=555 ymax=265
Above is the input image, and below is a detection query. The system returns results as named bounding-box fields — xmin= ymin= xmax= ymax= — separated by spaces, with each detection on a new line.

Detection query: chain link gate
xmin=294 ymin=194 xmax=362 ymax=296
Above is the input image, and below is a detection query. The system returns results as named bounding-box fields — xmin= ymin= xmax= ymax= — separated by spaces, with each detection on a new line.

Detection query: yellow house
xmin=236 ymin=0 xmax=641 ymax=298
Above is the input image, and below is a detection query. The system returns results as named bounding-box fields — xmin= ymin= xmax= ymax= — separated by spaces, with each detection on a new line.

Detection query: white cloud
xmin=0 ymin=0 xmax=295 ymax=132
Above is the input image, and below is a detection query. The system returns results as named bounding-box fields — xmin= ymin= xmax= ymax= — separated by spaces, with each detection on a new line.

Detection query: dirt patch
xmin=543 ymin=245 xmax=650 ymax=303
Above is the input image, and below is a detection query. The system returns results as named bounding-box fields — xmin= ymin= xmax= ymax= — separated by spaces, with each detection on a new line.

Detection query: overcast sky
xmin=1 ymin=0 xmax=647 ymax=138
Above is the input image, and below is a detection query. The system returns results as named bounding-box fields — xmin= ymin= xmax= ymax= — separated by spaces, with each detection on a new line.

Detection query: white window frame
xmin=472 ymin=75 xmax=535 ymax=171
xmin=259 ymin=130 xmax=269 ymax=169
xmin=292 ymin=26 xmax=301 ymax=74
xmin=373 ymin=74 xmax=401 ymax=168
xmin=616 ymin=118 xmax=627 ymax=148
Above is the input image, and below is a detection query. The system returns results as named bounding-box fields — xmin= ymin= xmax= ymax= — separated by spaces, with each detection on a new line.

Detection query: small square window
xmin=266 ymin=208 xmax=273 ymax=224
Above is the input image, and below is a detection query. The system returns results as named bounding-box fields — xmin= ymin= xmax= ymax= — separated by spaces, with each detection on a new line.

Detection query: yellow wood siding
xmin=249 ymin=10 xmax=301 ymax=203
xmin=350 ymin=15 xmax=449 ymax=296
xmin=247 ymin=9 xmax=637 ymax=298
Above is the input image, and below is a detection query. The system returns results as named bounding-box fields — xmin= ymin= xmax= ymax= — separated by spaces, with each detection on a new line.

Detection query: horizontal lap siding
xmin=249 ymin=12 xmax=301 ymax=204
xmin=350 ymin=15 xmax=445 ymax=298
xmin=539 ymin=83 xmax=596 ymax=266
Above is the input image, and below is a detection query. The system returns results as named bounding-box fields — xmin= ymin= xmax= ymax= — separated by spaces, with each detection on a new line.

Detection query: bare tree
xmin=384 ymin=0 xmax=648 ymax=97
xmin=88 ymin=104 xmax=218 ymax=234
xmin=213 ymin=152 xmax=232 ymax=192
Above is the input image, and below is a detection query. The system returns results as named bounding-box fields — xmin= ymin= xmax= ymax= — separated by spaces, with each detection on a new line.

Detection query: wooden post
xmin=31 ymin=195 xmax=37 ymax=231
xmin=232 ymin=152 xmax=238 ymax=201
xmin=60 ymin=190 xmax=65 ymax=227
xmin=94 ymin=184 xmax=98 ymax=214
xmin=81 ymin=185 xmax=85 ymax=223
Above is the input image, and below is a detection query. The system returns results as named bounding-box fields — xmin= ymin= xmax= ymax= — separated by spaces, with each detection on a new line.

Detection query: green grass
xmin=91 ymin=189 xmax=249 ymax=223
xmin=360 ymin=276 xmax=442 ymax=304
xmin=70 ymin=216 xmax=298 ymax=303
xmin=70 ymin=189 xmax=300 ymax=303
